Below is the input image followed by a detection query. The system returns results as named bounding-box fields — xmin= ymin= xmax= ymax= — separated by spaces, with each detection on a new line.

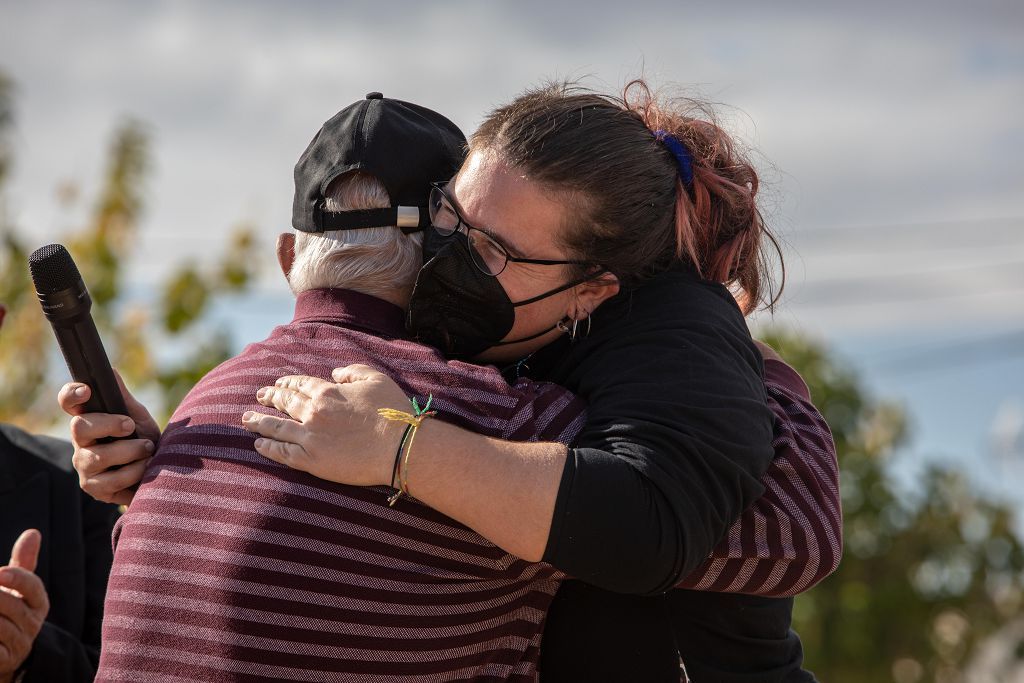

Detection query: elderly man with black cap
xmin=59 ymin=94 xmax=592 ymax=681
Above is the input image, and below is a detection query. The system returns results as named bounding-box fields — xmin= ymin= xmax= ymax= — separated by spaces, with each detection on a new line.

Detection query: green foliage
xmin=763 ymin=331 xmax=1024 ymax=683
xmin=0 ymin=75 xmax=52 ymax=425
xmin=68 ymin=118 xmax=149 ymax=319
xmin=0 ymin=72 xmax=13 ymax=188
xmin=161 ymin=266 xmax=210 ymax=333
xmin=0 ymin=71 xmax=262 ymax=428
xmin=159 ymin=226 xmax=260 ymax=334
xmin=218 ymin=228 xmax=259 ymax=291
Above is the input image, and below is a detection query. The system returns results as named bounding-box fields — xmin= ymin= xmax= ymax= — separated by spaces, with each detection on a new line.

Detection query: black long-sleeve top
xmin=535 ymin=264 xmax=775 ymax=593
xmin=526 ymin=265 xmax=817 ymax=682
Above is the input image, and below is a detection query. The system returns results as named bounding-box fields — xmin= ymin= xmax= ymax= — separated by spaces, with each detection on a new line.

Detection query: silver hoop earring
xmin=575 ymin=309 xmax=593 ymax=340
xmin=558 ymin=313 xmax=591 ymax=343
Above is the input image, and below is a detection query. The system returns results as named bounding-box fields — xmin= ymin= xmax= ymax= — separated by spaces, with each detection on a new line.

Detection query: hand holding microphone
xmin=30 ymin=244 xmax=160 ymax=505
xmin=58 ymin=376 xmax=159 ymax=506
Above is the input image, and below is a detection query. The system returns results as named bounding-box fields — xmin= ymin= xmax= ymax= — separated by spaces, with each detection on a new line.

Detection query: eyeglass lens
xmin=428 ymin=185 xmax=509 ymax=276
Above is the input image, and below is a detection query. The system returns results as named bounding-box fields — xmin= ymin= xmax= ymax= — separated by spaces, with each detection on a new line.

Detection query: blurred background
xmin=1 ymin=1 xmax=1022 ymax=680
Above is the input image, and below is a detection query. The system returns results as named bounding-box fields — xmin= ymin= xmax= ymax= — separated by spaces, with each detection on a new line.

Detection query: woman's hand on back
xmin=244 ymin=364 xmax=408 ymax=487
xmin=249 ymin=365 xmax=567 ymax=562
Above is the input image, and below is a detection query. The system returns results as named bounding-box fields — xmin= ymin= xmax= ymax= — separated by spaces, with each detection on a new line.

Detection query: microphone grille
xmin=28 ymin=243 xmax=83 ymax=294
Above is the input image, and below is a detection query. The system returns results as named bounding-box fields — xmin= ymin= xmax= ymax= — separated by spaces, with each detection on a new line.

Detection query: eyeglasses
xmin=428 ymin=182 xmax=592 ymax=277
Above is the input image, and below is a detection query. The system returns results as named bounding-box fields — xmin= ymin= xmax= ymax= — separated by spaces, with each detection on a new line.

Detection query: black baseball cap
xmin=292 ymin=92 xmax=466 ymax=235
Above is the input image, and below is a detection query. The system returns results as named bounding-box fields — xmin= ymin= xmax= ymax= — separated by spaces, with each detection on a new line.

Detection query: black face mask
xmin=407 ymin=233 xmax=592 ymax=359
xmin=421 ymin=222 xmax=455 ymax=263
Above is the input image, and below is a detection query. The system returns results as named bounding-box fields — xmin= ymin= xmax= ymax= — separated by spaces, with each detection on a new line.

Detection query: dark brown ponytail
xmin=471 ymin=79 xmax=784 ymax=314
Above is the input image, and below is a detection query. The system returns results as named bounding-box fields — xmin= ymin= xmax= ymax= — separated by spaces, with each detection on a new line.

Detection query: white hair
xmin=287 ymin=172 xmax=424 ymax=298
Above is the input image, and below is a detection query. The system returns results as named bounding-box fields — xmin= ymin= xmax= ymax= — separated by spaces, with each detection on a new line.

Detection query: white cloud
xmin=1 ymin=0 xmax=1022 ymax=338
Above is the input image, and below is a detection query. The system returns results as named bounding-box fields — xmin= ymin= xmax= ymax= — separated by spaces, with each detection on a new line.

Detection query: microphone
xmin=29 ymin=243 xmax=136 ymax=437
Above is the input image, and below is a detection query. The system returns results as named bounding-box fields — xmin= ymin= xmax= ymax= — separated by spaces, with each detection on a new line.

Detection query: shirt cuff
xmin=542 ymin=445 xmax=578 ymax=563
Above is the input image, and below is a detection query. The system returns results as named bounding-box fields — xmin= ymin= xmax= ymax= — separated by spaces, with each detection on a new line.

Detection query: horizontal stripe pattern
xmin=100 ymin=290 xmax=841 ymax=680
xmin=98 ymin=293 xmax=584 ymax=682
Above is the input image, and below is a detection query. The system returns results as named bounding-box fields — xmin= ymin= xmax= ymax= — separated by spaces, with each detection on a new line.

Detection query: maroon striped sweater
xmin=98 ymin=288 xmax=839 ymax=682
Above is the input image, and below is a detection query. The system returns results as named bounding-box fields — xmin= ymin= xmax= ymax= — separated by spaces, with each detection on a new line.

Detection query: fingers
xmin=106 ymin=489 xmax=136 ymax=507
xmin=73 ymin=438 xmax=153 ymax=480
xmin=256 ymin=385 xmax=313 ymax=421
xmin=0 ymin=611 xmax=33 ymax=666
xmin=273 ymin=375 xmax=333 ymax=397
xmin=252 ymin=437 xmax=311 ymax=471
xmin=8 ymin=531 xmax=40 ymax=573
xmin=0 ymin=586 xmax=31 ymax=625
xmin=331 ymin=364 xmax=382 ymax=384
xmin=70 ymin=412 xmax=151 ymax=506
xmin=242 ymin=411 xmax=307 ymax=442
xmin=0 ymin=566 xmax=47 ymax=669
xmin=80 ymin=456 xmax=151 ymax=505
xmin=0 ymin=568 xmax=48 ymax=613
xmin=57 ymin=382 xmax=92 ymax=416
xmin=69 ymin=412 xmax=138 ymax=449
xmin=58 ymin=374 xmax=161 ymax=442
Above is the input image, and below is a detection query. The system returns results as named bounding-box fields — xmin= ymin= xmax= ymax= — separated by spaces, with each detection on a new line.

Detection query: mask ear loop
xmin=520 ymin=271 xmax=607 ymax=344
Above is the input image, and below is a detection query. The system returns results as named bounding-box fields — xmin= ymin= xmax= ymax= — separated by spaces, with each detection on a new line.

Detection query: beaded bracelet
xmin=379 ymin=395 xmax=436 ymax=506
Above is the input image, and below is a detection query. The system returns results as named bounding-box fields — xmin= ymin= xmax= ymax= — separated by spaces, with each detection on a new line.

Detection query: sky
xmin=1 ymin=1 xmax=1023 ymax=503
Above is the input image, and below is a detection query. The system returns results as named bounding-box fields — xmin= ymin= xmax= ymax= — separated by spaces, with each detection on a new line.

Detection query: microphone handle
xmin=52 ymin=314 xmax=138 ymax=441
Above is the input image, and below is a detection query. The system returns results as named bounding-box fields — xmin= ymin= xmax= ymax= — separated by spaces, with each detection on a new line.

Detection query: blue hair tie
xmin=653 ymin=129 xmax=695 ymax=191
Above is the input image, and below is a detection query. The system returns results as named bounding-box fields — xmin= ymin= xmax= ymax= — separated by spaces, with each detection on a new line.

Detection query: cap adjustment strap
xmin=309 ymin=205 xmax=427 ymax=235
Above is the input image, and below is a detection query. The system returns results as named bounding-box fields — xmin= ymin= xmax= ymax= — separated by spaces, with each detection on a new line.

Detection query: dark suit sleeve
xmin=81 ymin=492 xmax=118 ymax=652
xmin=20 ymin=621 xmax=98 ymax=683
xmin=28 ymin=478 xmax=121 ymax=682
xmin=2 ymin=426 xmax=119 ymax=683
xmin=541 ymin=270 xmax=775 ymax=595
